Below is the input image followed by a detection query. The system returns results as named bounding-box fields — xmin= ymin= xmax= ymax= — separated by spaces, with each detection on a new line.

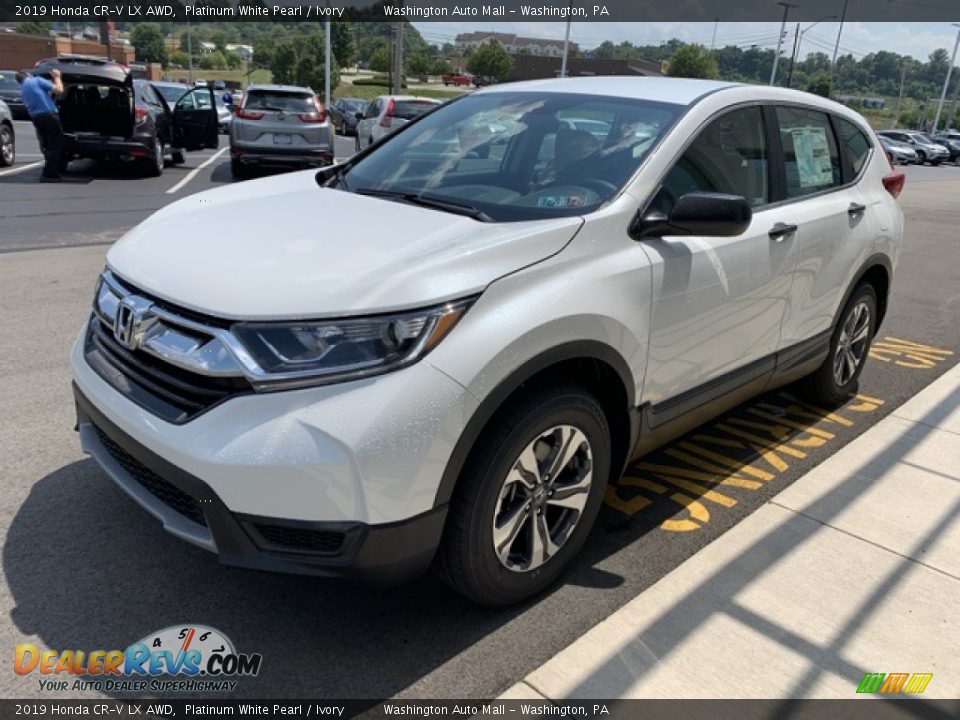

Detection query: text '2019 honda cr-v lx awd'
xmin=72 ymin=77 xmax=904 ymax=605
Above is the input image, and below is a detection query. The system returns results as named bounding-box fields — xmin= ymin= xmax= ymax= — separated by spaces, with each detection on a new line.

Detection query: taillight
xmin=380 ymin=98 xmax=395 ymax=128
xmin=235 ymin=107 xmax=264 ymax=120
xmin=299 ymin=97 xmax=327 ymax=123
xmin=135 ymin=107 xmax=149 ymax=126
xmin=882 ymin=169 xmax=906 ymax=198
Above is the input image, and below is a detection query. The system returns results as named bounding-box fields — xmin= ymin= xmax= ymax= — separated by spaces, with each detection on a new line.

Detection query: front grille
xmin=92 ymin=423 xmax=208 ymax=527
xmin=251 ymin=523 xmax=345 ymax=555
xmin=85 ymin=315 xmax=252 ymax=424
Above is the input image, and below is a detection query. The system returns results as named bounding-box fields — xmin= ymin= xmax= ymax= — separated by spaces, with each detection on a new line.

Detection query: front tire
xmin=435 ymin=384 xmax=610 ymax=606
xmin=0 ymin=123 xmax=14 ymax=167
xmin=799 ymin=284 xmax=877 ymax=407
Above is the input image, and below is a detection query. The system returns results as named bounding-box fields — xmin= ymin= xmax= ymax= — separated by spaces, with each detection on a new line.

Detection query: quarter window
xmin=655 ymin=106 xmax=769 ymax=213
xmin=776 ymin=106 xmax=842 ymax=198
xmin=837 ymin=117 xmax=872 ymax=177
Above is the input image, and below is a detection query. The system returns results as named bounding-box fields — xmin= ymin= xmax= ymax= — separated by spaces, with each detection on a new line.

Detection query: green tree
xmin=169 ymin=51 xmax=190 ymax=68
xmin=467 ymin=40 xmax=514 ymax=82
xmin=806 ymin=70 xmax=833 ymax=98
xmin=331 ymin=22 xmax=357 ymax=68
xmin=666 ymin=44 xmax=718 ymax=79
xmin=408 ymin=52 xmax=431 ymax=79
xmin=225 ymin=50 xmax=243 ymax=70
xmin=130 ymin=24 xmax=169 ymax=67
xmin=432 ymin=58 xmax=453 ymax=76
xmin=271 ymin=41 xmax=298 ymax=85
xmin=199 ymin=51 xmax=227 ymax=71
xmin=294 ymin=33 xmax=340 ymax=96
xmin=369 ymin=44 xmax=391 ymax=73
xmin=16 ymin=21 xmax=53 ymax=35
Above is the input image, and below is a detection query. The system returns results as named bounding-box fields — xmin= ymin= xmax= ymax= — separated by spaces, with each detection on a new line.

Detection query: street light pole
xmin=932 ymin=23 xmax=960 ymax=134
xmin=769 ymin=2 xmax=796 ymax=85
xmin=788 ymin=14 xmax=837 ymax=89
xmin=324 ymin=9 xmax=331 ymax=109
xmin=187 ymin=20 xmax=193 ymax=84
xmin=710 ymin=18 xmax=719 ymax=50
xmin=560 ymin=6 xmax=572 ymax=78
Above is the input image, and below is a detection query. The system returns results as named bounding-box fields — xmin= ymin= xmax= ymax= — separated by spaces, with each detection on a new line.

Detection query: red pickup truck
xmin=442 ymin=73 xmax=471 ymax=87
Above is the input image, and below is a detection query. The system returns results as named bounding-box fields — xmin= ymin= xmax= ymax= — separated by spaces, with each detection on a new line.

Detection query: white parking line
xmin=165 ymin=147 xmax=228 ymax=195
xmin=0 ymin=161 xmax=43 ymax=177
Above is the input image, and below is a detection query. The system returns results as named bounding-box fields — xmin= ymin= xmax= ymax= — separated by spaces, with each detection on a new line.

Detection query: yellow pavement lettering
xmin=870 ymin=337 xmax=954 ymax=369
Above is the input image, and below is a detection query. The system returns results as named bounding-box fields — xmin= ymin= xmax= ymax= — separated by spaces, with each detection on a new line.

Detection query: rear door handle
xmin=769 ymin=222 xmax=798 ymax=241
xmin=848 ymin=202 xmax=867 ymax=216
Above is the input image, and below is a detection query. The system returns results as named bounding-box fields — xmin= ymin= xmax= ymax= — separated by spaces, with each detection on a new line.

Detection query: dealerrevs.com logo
xmin=14 ymin=625 xmax=262 ymax=693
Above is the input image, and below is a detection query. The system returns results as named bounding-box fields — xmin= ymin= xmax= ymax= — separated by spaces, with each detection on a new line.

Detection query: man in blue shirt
xmin=17 ymin=69 xmax=64 ymax=182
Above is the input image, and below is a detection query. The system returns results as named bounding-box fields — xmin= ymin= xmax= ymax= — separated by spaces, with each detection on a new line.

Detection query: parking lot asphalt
xmin=0 ymin=120 xmax=358 ymax=253
xmin=1 ymin=131 xmax=958 ymax=701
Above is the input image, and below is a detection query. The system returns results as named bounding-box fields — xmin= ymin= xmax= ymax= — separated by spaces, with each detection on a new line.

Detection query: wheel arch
xmin=836 ymin=253 xmax=892 ymax=332
xmin=432 ymin=340 xmax=638 ymax=510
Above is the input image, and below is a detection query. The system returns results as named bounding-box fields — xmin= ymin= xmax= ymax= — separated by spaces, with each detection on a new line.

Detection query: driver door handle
xmin=848 ymin=202 xmax=867 ymax=216
xmin=769 ymin=222 xmax=798 ymax=241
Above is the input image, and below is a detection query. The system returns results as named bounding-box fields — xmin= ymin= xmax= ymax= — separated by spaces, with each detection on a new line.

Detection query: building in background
xmin=0 ymin=32 xmax=135 ymax=69
xmin=455 ymin=31 xmax=579 ymax=58
xmin=510 ymin=55 xmax=663 ymax=81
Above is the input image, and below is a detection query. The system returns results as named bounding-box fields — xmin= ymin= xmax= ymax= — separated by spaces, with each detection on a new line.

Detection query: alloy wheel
xmin=492 ymin=425 xmax=593 ymax=572
xmin=833 ymin=300 xmax=871 ymax=386
xmin=0 ymin=127 xmax=13 ymax=165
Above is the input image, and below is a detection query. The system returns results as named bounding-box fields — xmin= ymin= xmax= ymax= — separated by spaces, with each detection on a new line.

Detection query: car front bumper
xmin=70 ymin=323 xmax=478 ymax=582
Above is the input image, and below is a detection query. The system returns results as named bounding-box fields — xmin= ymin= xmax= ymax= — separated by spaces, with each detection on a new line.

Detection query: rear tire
xmin=0 ymin=123 xmax=15 ymax=167
xmin=145 ymin=137 xmax=164 ymax=177
xmin=434 ymin=384 xmax=610 ymax=606
xmin=798 ymin=284 xmax=877 ymax=407
xmin=231 ymin=158 xmax=249 ymax=180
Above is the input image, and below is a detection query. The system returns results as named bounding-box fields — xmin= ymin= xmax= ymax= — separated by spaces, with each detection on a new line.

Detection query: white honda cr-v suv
xmin=71 ymin=78 xmax=904 ymax=605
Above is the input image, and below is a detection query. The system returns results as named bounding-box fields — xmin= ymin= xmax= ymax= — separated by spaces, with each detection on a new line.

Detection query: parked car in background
xmin=0 ymin=69 xmax=27 ymax=119
xmin=878 ymin=130 xmax=949 ymax=165
xmin=932 ymin=132 xmax=960 ymax=165
xmin=0 ymin=98 xmax=15 ymax=167
xmin=34 ymin=57 xmax=219 ymax=176
xmin=229 ymin=83 xmax=334 ymax=179
xmin=195 ymin=78 xmax=208 ymax=87
xmin=213 ymin=80 xmax=226 ymax=90
xmin=473 ymin=75 xmax=497 ymax=87
xmin=442 ymin=73 xmax=472 ymax=86
xmin=330 ymin=97 xmax=366 ymax=135
xmin=355 ymin=95 xmax=441 ymax=150
xmin=151 ymin=80 xmax=189 ymax=107
xmin=878 ymin=134 xmax=918 ymax=165
xmin=71 ymin=77 xmax=904 ymax=606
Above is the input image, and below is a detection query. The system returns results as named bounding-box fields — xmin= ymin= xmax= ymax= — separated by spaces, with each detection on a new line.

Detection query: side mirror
xmin=355 ymin=111 xmax=364 ymax=120
xmin=632 ymin=192 xmax=752 ymax=240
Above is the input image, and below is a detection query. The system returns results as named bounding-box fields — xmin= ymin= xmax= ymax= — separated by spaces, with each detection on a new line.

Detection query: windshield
xmin=154 ymin=84 xmax=187 ymax=104
xmin=392 ymin=99 xmax=441 ymax=119
xmin=245 ymin=90 xmax=314 ymax=112
xmin=338 ymin=91 xmax=680 ymax=222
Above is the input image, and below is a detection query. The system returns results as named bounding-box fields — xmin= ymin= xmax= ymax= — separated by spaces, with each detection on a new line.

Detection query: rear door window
xmin=836 ymin=117 xmax=872 ymax=177
xmin=776 ymin=106 xmax=842 ymax=199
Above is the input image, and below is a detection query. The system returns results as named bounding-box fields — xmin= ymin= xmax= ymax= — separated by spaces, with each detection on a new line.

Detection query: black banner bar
xmin=1 ymin=0 xmax=960 ymax=23
xmin=2 ymin=700 xmax=959 ymax=720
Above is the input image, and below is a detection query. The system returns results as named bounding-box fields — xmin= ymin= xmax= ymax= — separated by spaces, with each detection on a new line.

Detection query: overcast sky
xmin=412 ymin=22 xmax=960 ymax=62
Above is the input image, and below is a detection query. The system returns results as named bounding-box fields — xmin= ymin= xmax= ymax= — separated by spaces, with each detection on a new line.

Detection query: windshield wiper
xmin=354 ymin=188 xmax=492 ymax=221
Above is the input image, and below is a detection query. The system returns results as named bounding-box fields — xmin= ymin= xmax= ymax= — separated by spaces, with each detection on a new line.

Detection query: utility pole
xmin=787 ymin=23 xmax=800 ymax=88
xmin=324 ymin=12 xmax=331 ymax=108
xmin=392 ymin=21 xmax=404 ymax=95
xmin=560 ymin=1 xmax=572 ymax=78
xmin=769 ymin=3 xmax=796 ymax=86
xmin=187 ymin=20 xmax=194 ymax=84
xmin=831 ymin=0 xmax=849 ymax=76
xmin=892 ymin=63 xmax=907 ymax=129
xmin=710 ymin=18 xmax=719 ymax=50
xmin=932 ymin=23 xmax=960 ymax=134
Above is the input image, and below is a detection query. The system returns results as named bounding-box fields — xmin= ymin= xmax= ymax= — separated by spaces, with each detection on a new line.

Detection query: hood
xmin=107 ymin=171 xmax=582 ymax=320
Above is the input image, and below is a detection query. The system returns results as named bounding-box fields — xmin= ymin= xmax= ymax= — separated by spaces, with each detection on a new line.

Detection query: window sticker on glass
xmin=537 ymin=195 xmax=587 ymax=209
xmin=792 ymin=126 xmax=833 ymax=188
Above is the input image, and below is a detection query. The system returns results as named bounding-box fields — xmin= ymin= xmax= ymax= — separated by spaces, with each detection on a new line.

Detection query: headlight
xmin=231 ymin=299 xmax=473 ymax=387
